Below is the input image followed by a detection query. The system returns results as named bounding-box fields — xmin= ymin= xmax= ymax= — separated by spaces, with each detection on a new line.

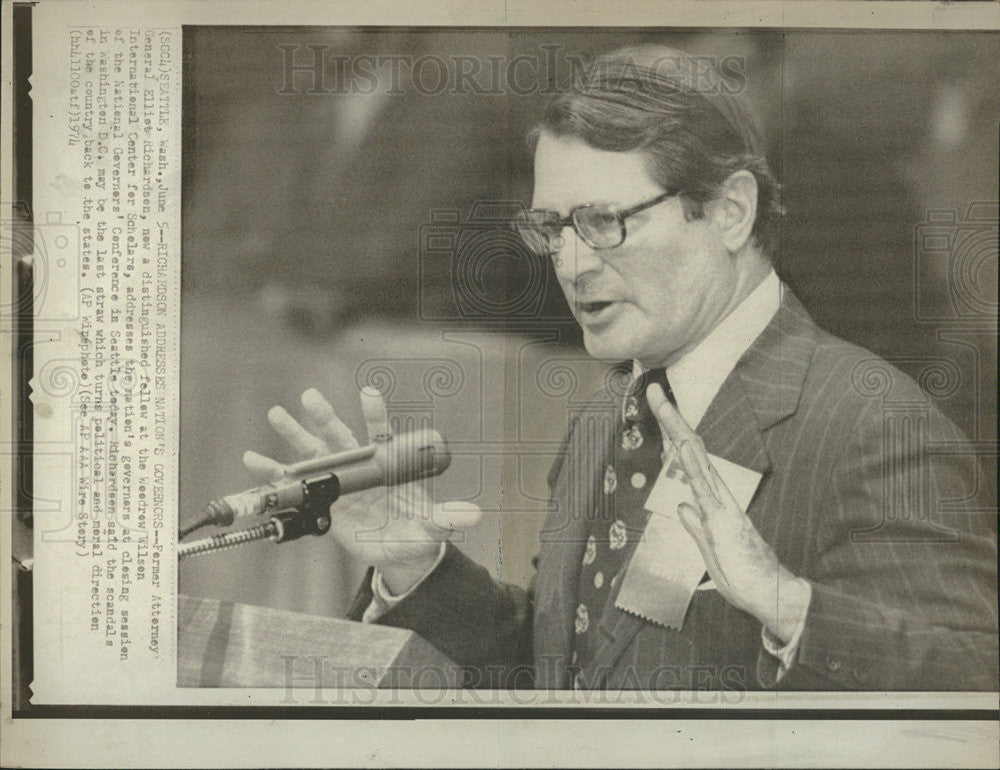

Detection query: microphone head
xmin=375 ymin=428 xmax=452 ymax=484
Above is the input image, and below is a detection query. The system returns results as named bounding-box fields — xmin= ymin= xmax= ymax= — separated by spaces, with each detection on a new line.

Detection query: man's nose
xmin=551 ymin=226 xmax=604 ymax=284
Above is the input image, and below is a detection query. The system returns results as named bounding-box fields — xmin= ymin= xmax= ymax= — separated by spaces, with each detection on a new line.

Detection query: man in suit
xmin=247 ymin=45 xmax=997 ymax=690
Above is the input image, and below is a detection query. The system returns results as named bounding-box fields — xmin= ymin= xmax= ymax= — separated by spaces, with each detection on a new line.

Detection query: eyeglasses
xmin=511 ymin=189 xmax=680 ymax=257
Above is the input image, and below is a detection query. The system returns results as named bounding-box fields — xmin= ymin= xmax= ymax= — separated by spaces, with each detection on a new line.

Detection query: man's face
xmin=532 ymin=131 xmax=746 ymax=368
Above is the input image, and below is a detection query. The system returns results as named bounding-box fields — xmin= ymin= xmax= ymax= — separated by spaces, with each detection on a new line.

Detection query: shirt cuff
xmin=760 ymin=580 xmax=812 ymax=680
xmin=361 ymin=542 xmax=448 ymax=624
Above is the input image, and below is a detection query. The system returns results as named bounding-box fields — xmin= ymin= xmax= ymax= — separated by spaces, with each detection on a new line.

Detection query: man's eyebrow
xmin=535 ymin=196 xmax=623 ymax=211
xmin=528 ymin=200 xmax=566 ymax=214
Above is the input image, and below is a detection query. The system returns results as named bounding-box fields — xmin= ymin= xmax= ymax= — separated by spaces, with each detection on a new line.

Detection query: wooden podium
xmin=178 ymin=595 xmax=458 ymax=688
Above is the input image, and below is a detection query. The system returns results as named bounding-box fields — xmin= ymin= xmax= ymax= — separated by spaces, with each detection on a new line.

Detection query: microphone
xmin=181 ymin=429 xmax=451 ymax=538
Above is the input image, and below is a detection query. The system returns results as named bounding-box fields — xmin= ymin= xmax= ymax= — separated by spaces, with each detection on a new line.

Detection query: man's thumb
xmin=431 ymin=501 xmax=483 ymax=532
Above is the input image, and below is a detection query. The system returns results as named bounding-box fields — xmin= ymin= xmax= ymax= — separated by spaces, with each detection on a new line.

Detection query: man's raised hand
xmin=646 ymin=382 xmax=810 ymax=644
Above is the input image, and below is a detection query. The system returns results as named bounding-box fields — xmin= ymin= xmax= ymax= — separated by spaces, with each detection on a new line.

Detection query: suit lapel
xmin=701 ymin=285 xmax=816 ymax=469
xmin=575 ymin=287 xmax=819 ymax=687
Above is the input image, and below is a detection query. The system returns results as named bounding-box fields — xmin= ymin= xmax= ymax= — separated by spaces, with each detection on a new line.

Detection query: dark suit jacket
xmin=349 ymin=289 xmax=998 ymax=690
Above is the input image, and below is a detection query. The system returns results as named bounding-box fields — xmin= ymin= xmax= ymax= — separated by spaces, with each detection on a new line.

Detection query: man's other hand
xmin=647 ymin=382 xmax=810 ymax=644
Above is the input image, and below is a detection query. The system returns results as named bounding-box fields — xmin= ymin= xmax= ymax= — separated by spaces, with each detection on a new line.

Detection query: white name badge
xmin=615 ymin=448 xmax=762 ymax=629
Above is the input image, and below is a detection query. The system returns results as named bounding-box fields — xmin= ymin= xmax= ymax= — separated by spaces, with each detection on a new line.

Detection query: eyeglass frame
xmin=513 ymin=188 xmax=682 ymax=255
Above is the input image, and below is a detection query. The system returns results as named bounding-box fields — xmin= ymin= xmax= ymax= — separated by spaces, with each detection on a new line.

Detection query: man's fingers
xmin=708 ymin=462 xmax=743 ymax=512
xmin=646 ymin=384 xmax=727 ymax=511
xmin=680 ymin=441 xmax=741 ymax=517
xmin=242 ymin=450 xmax=288 ymax=482
xmin=427 ymin=501 xmax=483 ymax=536
xmin=267 ymin=405 xmax=327 ymax=458
xmin=648 ymin=384 xmax=715 ymax=485
xmin=678 ymin=502 xmax=732 ymax=590
xmin=647 ymin=383 xmax=698 ymax=450
xmin=677 ymin=500 xmax=705 ymax=532
xmin=646 ymin=385 xmax=718 ymax=498
xmin=300 ymin=388 xmax=357 ymax=450
xmin=677 ymin=502 xmax=715 ymax=568
xmin=360 ymin=386 xmax=392 ymax=443
xmin=680 ymin=441 xmax=722 ymax=507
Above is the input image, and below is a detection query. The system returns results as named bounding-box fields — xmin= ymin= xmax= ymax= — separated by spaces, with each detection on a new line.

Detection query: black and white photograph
xmin=3 ymin=1 xmax=999 ymax=767
xmin=176 ymin=26 xmax=997 ymax=694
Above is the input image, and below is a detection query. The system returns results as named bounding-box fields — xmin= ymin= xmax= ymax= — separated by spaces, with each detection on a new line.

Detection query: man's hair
xmin=529 ymin=45 xmax=782 ymax=258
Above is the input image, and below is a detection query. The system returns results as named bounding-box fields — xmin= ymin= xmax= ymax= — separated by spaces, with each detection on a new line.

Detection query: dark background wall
xmin=180 ymin=28 xmax=998 ymax=617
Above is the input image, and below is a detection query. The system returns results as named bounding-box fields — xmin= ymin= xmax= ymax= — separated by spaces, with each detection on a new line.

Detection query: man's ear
xmin=713 ymin=170 xmax=758 ymax=253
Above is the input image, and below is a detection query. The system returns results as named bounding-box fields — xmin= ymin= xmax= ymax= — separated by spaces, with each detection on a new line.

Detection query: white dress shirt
xmin=644 ymin=267 xmax=781 ymax=429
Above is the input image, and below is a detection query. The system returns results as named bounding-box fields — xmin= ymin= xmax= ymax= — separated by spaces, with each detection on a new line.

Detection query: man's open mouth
xmin=580 ymin=301 xmax=613 ymax=314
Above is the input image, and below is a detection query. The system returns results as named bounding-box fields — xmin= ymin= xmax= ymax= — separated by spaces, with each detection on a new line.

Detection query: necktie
xmin=572 ymin=368 xmax=675 ymax=677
